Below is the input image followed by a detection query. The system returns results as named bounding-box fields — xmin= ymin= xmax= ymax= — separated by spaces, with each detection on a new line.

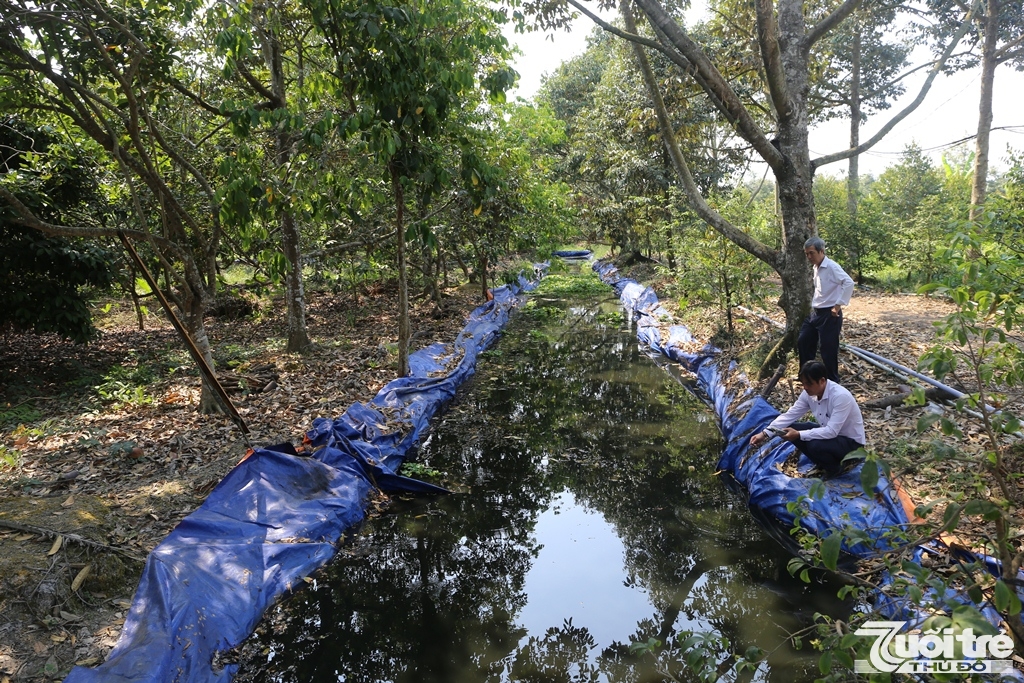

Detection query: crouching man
xmin=749 ymin=361 xmax=866 ymax=476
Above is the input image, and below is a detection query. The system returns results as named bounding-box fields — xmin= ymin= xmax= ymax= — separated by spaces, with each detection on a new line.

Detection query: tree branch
xmin=0 ymin=186 xmax=179 ymax=255
xmin=167 ymin=76 xmax=228 ymax=117
xmin=805 ymin=0 xmax=862 ymax=48
xmin=995 ymin=33 xmax=1024 ymax=61
xmin=619 ymin=0 xmax=779 ymax=268
xmin=811 ymin=3 xmax=978 ymax=170
xmin=563 ymin=0 xmax=677 ymax=64
xmin=235 ymin=59 xmax=282 ymax=107
xmin=0 ymin=519 xmax=145 ymax=563
xmin=563 ymin=0 xmax=742 ymax=131
xmin=632 ymin=0 xmax=787 ymax=170
xmin=755 ymin=0 xmax=792 ymax=121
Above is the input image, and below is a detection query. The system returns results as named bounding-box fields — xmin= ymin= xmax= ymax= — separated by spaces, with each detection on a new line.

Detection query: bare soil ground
xmin=0 ymin=281 xmax=486 ymax=682
xmin=0 ymin=276 xmax=1016 ymax=681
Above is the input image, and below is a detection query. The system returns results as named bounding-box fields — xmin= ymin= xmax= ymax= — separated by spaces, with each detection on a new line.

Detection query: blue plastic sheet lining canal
xmin=592 ymin=260 xmax=1024 ymax=634
xmin=592 ymin=260 xmax=909 ymax=557
xmin=64 ymin=274 xmax=540 ymax=683
xmin=552 ymin=249 xmax=592 ymax=259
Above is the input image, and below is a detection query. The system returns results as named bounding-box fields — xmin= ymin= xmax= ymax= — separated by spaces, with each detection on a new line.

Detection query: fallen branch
xmin=0 ymin=519 xmax=146 ymax=563
xmin=760 ymin=363 xmax=786 ymax=398
xmin=863 ymin=387 xmax=957 ymax=409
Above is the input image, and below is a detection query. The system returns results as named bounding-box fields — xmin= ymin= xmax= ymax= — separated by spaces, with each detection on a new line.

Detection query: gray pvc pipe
xmin=737 ymin=305 xmax=785 ymax=330
xmin=843 ymin=344 xmax=914 ymax=384
xmin=842 ymin=344 xmax=967 ymax=401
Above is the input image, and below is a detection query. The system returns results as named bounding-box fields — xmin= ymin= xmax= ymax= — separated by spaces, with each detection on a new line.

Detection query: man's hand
xmin=831 ymin=304 xmax=842 ymax=317
xmin=780 ymin=427 xmax=800 ymax=442
xmin=750 ymin=431 xmax=767 ymax=446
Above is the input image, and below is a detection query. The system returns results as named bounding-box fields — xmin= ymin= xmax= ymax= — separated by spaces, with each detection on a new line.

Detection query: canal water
xmin=234 ymin=278 xmax=846 ymax=682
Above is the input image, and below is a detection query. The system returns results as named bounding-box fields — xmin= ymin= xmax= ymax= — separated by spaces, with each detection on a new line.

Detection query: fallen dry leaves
xmin=0 ymin=281 xmax=487 ymax=681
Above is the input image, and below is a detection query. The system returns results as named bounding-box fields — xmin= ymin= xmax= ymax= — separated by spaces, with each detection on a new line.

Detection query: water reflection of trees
xmin=235 ymin=298 xmax=837 ymax=683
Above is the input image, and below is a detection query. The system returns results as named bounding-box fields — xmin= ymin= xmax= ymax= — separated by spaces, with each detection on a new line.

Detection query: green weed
xmin=400 ymin=462 xmax=442 ymax=480
xmin=0 ymin=403 xmax=43 ymax=429
xmin=522 ymin=301 xmax=563 ymax=320
xmin=595 ymin=310 xmax=624 ymax=326
xmin=0 ymin=445 xmax=21 ymax=470
xmin=94 ymin=363 xmax=156 ymax=407
xmin=534 ymin=273 xmax=607 ymax=297
xmin=11 ymin=419 xmax=60 ymax=440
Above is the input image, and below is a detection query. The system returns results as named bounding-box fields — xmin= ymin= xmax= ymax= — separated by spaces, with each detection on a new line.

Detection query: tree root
xmin=758 ymin=335 xmax=794 ymax=380
xmin=0 ymin=519 xmax=146 ymax=563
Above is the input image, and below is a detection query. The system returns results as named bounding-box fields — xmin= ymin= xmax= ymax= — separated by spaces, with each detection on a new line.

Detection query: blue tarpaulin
xmin=553 ymin=249 xmax=592 ymax=260
xmin=592 ymin=261 xmax=909 ymax=559
xmin=593 ymin=260 xmax=1024 ymax=638
xmin=64 ymin=273 xmax=541 ymax=683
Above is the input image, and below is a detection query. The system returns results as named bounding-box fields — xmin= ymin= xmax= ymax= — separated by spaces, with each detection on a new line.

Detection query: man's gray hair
xmin=803 ymin=236 xmax=826 ymax=252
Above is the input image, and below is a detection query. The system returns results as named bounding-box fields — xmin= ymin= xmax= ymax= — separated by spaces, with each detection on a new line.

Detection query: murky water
xmin=235 ymin=286 xmax=847 ymax=682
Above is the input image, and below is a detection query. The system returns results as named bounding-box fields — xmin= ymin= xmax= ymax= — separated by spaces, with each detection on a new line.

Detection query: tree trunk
xmin=263 ymin=17 xmax=312 ymax=353
xmin=183 ymin=294 xmax=221 ymax=415
xmin=453 ymin=247 xmax=471 ymax=281
xmin=761 ymin=0 xmax=817 ymax=373
xmin=665 ymin=216 xmax=676 ymax=271
xmin=479 ymin=250 xmax=489 ymax=300
xmin=420 ymin=224 xmax=442 ymax=309
xmin=970 ymin=0 xmax=1000 ymax=221
xmin=770 ymin=154 xmax=816 ymax=366
xmin=721 ymin=268 xmax=733 ymax=335
xmin=848 ymin=28 xmax=862 ymax=281
xmin=392 ymin=166 xmax=410 ymax=376
xmin=621 ymin=0 xmax=859 ymax=377
xmin=440 ymin=246 xmax=449 ymax=289
xmin=280 ymin=208 xmax=311 ymax=351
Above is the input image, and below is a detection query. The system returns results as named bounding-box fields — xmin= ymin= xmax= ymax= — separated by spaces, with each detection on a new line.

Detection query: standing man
xmin=798 ymin=237 xmax=854 ymax=383
xmin=749 ymin=361 xmax=866 ymax=476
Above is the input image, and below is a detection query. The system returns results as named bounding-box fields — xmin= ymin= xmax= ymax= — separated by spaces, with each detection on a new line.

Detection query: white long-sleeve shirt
xmin=811 ymin=256 xmax=854 ymax=309
xmin=767 ymin=380 xmax=866 ymax=444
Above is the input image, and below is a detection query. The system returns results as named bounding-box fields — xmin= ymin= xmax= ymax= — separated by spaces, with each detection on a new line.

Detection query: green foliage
xmin=538 ymin=18 xmax=746 ymax=256
xmin=853 ymin=144 xmax=974 ymax=285
xmin=814 ymin=175 xmax=886 ymax=282
xmin=666 ymin=186 xmax=773 ymax=330
xmin=0 ymin=444 xmax=20 ymax=470
xmin=487 ymin=102 xmax=576 ymax=253
xmin=787 ymin=176 xmax=1024 ymax=673
xmin=0 ymin=117 xmax=115 ymax=342
xmin=0 ymin=402 xmax=43 ymax=429
xmin=535 ymin=29 xmax=609 ymax=135
xmin=521 ymin=301 xmax=563 ymax=321
xmin=94 ymin=363 xmax=156 ymax=407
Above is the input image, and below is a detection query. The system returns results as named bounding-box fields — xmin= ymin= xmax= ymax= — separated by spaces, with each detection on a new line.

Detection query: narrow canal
xmin=235 ymin=273 xmax=846 ymax=682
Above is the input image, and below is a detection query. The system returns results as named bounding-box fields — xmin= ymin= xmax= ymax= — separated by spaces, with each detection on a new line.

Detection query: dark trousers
xmin=798 ymin=307 xmax=842 ymax=382
xmin=789 ymin=422 xmax=862 ymax=475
